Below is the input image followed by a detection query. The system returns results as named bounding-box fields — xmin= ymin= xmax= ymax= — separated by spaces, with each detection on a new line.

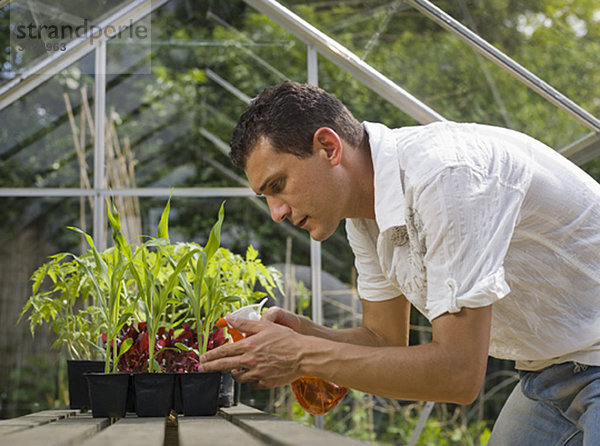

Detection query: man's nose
xmin=266 ymin=196 xmax=290 ymax=222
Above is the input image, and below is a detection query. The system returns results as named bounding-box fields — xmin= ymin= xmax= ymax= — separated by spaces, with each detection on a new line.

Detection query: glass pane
xmin=3 ymin=0 xmax=149 ymax=85
xmin=104 ymin=0 xmax=309 ymax=190
xmin=0 ymin=53 xmax=95 ymax=189
xmin=278 ymin=0 xmax=599 ymax=150
xmin=0 ymin=4 xmax=11 ymax=86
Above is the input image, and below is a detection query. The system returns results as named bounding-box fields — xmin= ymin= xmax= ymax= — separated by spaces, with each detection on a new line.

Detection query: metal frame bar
xmin=93 ymin=39 xmax=107 ymax=249
xmin=408 ymin=401 xmax=435 ymax=446
xmin=199 ymin=127 xmax=235 ymax=157
xmin=206 ymin=11 xmax=288 ymax=81
xmin=0 ymin=187 xmax=255 ymax=197
xmin=205 ymin=68 xmax=252 ymax=104
xmin=307 ymin=45 xmax=323 ymax=330
xmin=306 ymin=43 xmax=325 ymax=430
xmin=243 ymin=0 xmax=445 ymax=124
xmin=13 ymin=0 xmax=85 ymax=26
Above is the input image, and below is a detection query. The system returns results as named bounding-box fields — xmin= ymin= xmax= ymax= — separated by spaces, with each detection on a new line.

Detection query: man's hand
xmin=260 ymin=306 xmax=306 ymax=333
xmin=200 ymin=316 xmax=306 ymax=388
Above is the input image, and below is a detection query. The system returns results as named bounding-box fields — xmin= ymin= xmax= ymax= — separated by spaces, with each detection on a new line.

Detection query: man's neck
xmin=343 ymin=139 xmax=375 ymax=220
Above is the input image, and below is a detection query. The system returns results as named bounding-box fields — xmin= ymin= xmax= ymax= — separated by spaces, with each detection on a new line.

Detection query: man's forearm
xmin=300 ymin=320 xmax=393 ymax=347
xmin=297 ymin=296 xmax=411 ymax=347
xmin=298 ymin=306 xmax=492 ymax=404
xmin=262 ymin=309 xmax=382 ymax=345
xmin=298 ymin=335 xmax=484 ymax=405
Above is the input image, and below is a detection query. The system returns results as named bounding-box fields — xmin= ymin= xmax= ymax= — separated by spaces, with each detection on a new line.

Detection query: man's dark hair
xmin=230 ymin=81 xmax=365 ymax=169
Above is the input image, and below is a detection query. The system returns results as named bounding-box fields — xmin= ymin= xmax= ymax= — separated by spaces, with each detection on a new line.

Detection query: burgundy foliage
xmin=106 ymin=322 xmax=228 ymax=373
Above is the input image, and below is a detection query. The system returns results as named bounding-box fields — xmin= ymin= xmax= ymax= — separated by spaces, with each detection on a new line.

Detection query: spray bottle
xmin=216 ymin=299 xmax=348 ymax=415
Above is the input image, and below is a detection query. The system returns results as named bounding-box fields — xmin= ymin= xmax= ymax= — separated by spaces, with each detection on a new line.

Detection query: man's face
xmin=245 ymin=136 xmax=343 ymax=242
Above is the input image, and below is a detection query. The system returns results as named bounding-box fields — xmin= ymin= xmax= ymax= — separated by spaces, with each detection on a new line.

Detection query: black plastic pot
xmin=219 ymin=371 xmax=240 ymax=408
xmin=126 ymin=373 xmax=136 ymax=413
xmin=134 ymin=373 xmax=176 ymax=417
xmin=179 ymin=372 xmax=221 ymax=416
xmin=67 ymin=360 xmax=105 ymax=410
xmin=85 ymin=372 xmax=130 ymax=418
xmin=173 ymin=375 xmax=184 ymax=414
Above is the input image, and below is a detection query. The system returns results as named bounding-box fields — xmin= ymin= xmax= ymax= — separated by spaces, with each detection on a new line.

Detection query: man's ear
xmin=313 ymin=127 xmax=342 ymax=166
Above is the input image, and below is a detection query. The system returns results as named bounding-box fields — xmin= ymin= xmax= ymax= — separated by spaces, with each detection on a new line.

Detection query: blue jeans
xmin=488 ymin=362 xmax=600 ymax=445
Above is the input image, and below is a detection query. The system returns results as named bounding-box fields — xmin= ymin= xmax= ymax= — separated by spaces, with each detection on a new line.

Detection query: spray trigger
xmin=228 ymin=297 xmax=268 ymax=322
xmin=216 ymin=298 xmax=268 ymax=342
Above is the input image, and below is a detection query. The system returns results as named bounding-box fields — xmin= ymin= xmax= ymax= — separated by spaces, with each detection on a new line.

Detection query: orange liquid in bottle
xmin=291 ymin=376 xmax=348 ymax=416
xmin=217 ymin=315 xmax=348 ymax=416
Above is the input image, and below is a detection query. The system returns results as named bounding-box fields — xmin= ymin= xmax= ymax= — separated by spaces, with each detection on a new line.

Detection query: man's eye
xmin=271 ymin=180 xmax=283 ymax=193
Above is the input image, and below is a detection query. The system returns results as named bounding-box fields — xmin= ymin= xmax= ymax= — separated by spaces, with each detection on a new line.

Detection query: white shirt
xmin=346 ymin=121 xmax=600 ymax=370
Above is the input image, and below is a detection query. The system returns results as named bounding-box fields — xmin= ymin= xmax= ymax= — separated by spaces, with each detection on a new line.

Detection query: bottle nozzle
xmin=216 ymin=298 xmax=268 ymax=342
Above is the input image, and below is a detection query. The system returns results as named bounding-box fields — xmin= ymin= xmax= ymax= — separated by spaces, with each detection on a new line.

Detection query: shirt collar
xmin=363 ymin=121 xmax=407 ymax=231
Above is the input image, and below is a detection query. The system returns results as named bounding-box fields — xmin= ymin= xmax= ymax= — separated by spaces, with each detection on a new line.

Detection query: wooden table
xmin=0 ymin=404 xmax=369 ymax=445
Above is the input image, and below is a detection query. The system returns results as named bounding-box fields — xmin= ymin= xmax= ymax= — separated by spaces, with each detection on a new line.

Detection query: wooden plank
xmin=0 ymin=426 xmax=31 ymax=436
xmin=220 ymin=405 xmax=370 ymax=446
xmin=80 ymin=416 xmax=165 ymax=446
xmin=0 ymin=409 xmax=80 ymax=436
xmin=21 ymin=410 xmax=80 ymax=418
xmin=0 ymin=409 xmax=79 ymax=426
xmin=179 ymin=415 xmax=265 ymax=446
xmin=0 ymin=413 xmax=109 ymax=446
